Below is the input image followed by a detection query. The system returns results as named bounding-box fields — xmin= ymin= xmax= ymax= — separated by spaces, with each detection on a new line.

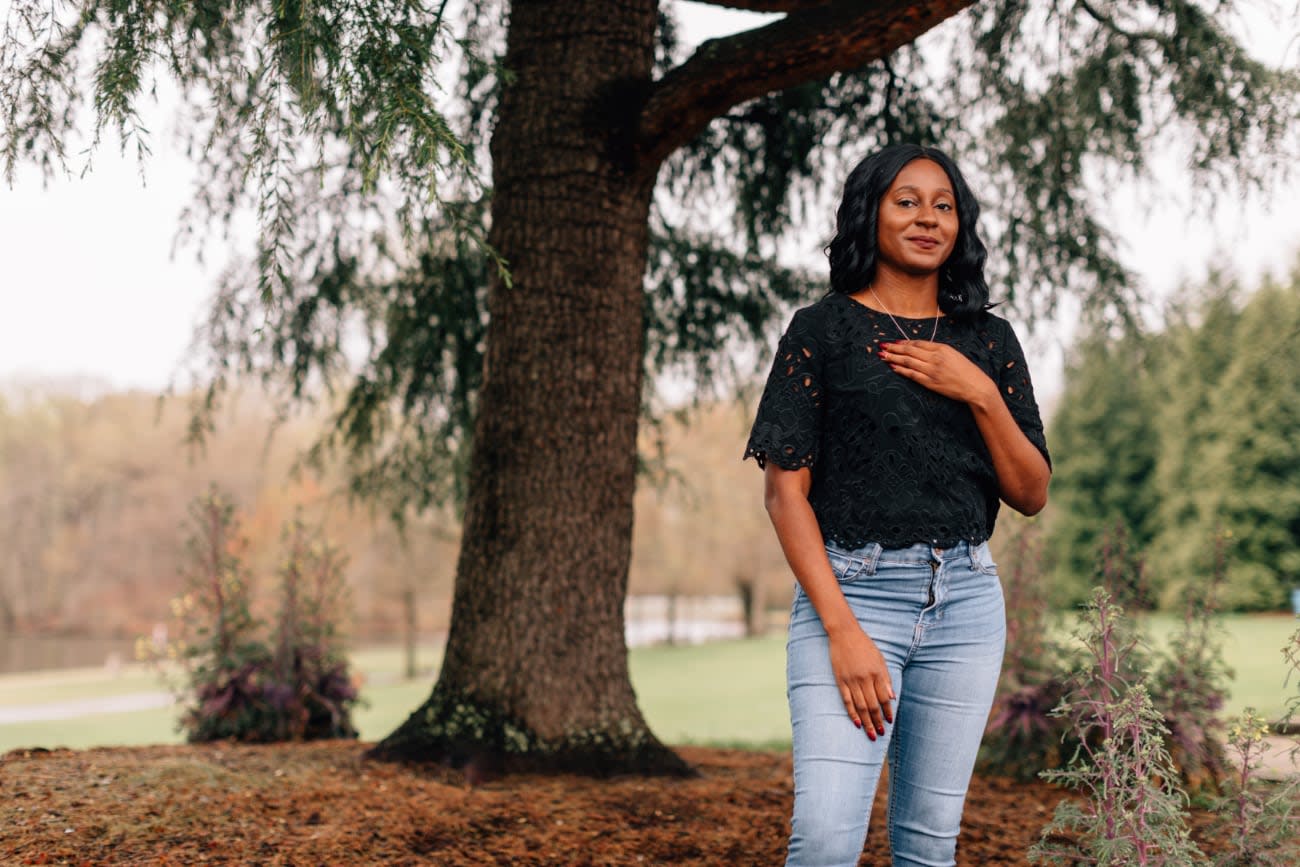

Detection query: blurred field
xmin=0 ymin=614 xmax=1294 ymax=754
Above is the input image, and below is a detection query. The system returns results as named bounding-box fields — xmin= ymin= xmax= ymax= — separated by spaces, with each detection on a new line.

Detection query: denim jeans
xmin=785 ymin=539 xmax=1006 ymax=867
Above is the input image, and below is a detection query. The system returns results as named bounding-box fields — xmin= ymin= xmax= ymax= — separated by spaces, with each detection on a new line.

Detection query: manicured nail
xmin=853 ymin=718 xmax=862 ymax=729
xmin=867 ymin=731 xmax=876 ymax=741
xmin=877 ymin=726 xmax=885 ymax=736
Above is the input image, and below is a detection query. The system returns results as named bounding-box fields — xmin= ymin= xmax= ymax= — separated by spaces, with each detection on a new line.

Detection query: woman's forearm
xmin=968 ymin=384 xmax=1051 ymax=515
xmin=764 ymin=472 xmax=859 ymax=637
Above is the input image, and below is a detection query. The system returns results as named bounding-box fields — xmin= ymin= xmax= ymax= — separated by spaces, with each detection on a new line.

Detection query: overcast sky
xmin=1 ymin=2 xmax=1297 ymax=406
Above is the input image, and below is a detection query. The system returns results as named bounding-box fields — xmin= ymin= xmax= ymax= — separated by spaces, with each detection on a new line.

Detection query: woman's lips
xmin=908 ymin=236 xmax=940 ymax=249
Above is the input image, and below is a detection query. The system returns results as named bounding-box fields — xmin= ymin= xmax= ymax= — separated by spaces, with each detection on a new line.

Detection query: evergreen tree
xmin=1146 ymin=276 xmax=1246 ymax=606
xmin=1047 ymin=330 xmax=1160 ymax=605
xmin=1195 ymin=275 xmax=1300 ymax=609
xmin=1049 ymin=269 xmax=1300 ymax=611
xmin=4 ymin=1 xmax=1296 ymax=772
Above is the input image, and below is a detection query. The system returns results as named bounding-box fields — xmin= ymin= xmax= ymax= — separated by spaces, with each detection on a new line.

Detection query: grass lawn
xmin=1 ymin=614 xmax=1294 ymax=754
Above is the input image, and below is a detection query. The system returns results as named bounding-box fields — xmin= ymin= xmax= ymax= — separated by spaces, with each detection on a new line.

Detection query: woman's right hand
xmin=828 ymin=625 xmax=895 ymax=738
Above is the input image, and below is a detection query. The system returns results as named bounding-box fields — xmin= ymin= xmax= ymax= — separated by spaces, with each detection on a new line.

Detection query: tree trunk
xmin=369 ymin=0 xmax=690 ymax=776
xmin=736 ymin=574 xmax=767 ymax=639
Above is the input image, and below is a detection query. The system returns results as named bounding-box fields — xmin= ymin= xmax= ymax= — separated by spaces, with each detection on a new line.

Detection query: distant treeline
xmin=1046 ymin=265 xmax=1300 ymax=611
xmin=0 ymin=386 xmax=794 ymax=639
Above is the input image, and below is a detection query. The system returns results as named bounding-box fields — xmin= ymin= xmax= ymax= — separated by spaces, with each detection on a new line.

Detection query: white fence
xmin=624 ymin=594 xmax=746 ymax=647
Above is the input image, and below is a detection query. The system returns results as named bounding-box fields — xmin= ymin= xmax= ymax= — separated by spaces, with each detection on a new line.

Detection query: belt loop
xmin=864 ymin=542 xmax=883 ymax=575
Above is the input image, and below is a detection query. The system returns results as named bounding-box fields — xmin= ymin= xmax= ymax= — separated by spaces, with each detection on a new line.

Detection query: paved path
xmin=0 ymin=692 xmax=173 ymax=724
xmin=1257 ymin=735 xmax=1300 ymax=780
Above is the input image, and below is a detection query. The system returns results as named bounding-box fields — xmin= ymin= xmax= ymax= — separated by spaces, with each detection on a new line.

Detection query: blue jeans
xmin=785 ymin=540 xmax=1006 ymax=867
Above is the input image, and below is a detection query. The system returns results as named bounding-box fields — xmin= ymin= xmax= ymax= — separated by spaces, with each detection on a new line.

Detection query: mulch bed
xmin=0 ymin=742 xmax=1230 ymax=865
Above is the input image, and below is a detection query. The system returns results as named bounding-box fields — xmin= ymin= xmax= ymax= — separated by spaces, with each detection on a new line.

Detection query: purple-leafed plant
xmin=1029 ymin=588 xmax=1204 ymax=866
xmin=981 ymin=520 xmax=1077 ymax=780
xmin=269 ymin=512 xmax=360 ymax=741
xmin=139 ymin=488 xmax=359 ymax=742
xmin=1149 ymin=526 xmax=1233 ymax=796
xmin=136 ymin=486 xmax=279 ymax=741
xmin=1096 ymin=519 xmax=1156 ymax=614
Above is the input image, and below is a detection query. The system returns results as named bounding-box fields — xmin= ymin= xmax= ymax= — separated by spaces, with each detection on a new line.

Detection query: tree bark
xmin=369 ymin=0 xmax=690 ymax=776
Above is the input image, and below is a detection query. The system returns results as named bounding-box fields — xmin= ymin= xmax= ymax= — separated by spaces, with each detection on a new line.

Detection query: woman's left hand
xmin=878 ymin=339 xmax=997 ymax=407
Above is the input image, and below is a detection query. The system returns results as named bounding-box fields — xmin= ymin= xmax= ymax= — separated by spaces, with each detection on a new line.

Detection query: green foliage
xmin=0 ymin=0 xmax=477 ymax=287
xmin=141 ymin=487 xmax=360 ymax=743
xmin=1046 ymin=332 xmax=1160 ymax=606
xmin=1049 ymin=270 xmax=1300 ymax=611
xmin=1030 ymin=589 xmax=1204 ymax=866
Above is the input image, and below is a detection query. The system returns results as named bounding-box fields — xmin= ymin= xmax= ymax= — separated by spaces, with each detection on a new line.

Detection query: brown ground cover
xmin=0 ymin=742 xmax=1231 ymax=865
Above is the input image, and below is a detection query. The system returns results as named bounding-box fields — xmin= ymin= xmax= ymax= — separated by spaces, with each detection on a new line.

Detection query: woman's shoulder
xmin=786 ymin=291 xmax=853 ymax=333
xmin=964 ymin=306 xmax=1016 ymax=338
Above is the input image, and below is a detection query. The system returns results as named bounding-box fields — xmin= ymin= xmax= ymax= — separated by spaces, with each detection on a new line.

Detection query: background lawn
xmin=1 ymin=614 xmax=1294 ymax=754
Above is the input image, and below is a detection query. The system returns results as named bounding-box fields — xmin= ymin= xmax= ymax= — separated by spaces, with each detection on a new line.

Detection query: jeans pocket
xmin=969 ymin=542 xmax=999 ymax=575
xmin=826 ymin=547 xmax=865 ymax=583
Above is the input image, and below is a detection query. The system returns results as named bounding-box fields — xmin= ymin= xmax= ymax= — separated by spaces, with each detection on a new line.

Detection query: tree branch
xmin=639 ymin=0 xmax=976 ymax=168
xmin=686 ymin=1 xmax=839 ymax=12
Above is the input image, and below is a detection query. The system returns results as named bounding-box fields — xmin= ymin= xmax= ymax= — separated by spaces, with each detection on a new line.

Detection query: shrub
xmin=980 ymin=520 xmax=1077 ymax=780
xmin=268 ymin=514 xmax=359 ymax=740
xmin=1029 ymin=589 xmax=1203 ymax=866
xmin=139 ymin=487 xmax=360 ymax=742
xmin=1148 ymin=527 xmax=1233 ymax=796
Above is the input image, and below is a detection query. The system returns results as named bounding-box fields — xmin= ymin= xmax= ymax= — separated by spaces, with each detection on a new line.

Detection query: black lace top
xmin=744 ymin=291 xmax=1050 ymax=549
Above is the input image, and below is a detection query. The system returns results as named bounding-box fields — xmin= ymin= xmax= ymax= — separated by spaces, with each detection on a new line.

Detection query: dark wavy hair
xmin=826 ymin=143 xmax=991 ymax=318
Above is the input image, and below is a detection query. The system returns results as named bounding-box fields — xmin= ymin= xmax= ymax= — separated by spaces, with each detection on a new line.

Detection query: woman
xmin=744 ymin=143 xmax=1052 ymax=867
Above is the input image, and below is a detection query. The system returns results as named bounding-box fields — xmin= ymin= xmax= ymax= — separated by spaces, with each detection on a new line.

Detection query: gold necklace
xmin=869 ymin=286 xmax=940 ymax=342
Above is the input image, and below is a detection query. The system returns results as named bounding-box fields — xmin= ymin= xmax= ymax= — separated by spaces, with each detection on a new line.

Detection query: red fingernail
xmin=853 ymin=719 xmax=862 ymax=729
xmin=867 ymin=732 xmax=876 ymax=741
xmin=877 ymin=726 xmax=885 ymax=736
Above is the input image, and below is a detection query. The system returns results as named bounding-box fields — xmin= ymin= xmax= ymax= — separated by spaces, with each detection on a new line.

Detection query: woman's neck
xmin=857 ymin=271 xmax=941 ymax=318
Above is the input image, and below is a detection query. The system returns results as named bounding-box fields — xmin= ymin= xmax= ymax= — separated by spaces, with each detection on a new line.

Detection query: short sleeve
xmin=743 ymin=307 xmax=825 ymax=470
xmin=996 ymin=319 xmax=1052 ymax=468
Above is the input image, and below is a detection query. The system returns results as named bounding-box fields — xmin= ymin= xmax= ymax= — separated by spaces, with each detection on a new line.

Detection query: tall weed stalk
xmin=1208 ymin=708 xmax=1298 ymax=866
xmin=1030 ymin=589 xmax=1203 ymax=866
xmin=1201 ymin=623 xmax=1300 ymax=864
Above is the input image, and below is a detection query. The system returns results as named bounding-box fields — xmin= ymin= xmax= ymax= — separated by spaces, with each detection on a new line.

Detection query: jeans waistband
xmin=827 ymin=539 xmax=983 ymax=566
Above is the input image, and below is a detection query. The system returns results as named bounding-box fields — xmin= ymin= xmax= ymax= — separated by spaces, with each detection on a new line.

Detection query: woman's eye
xmin=937 ymin=202 xmax=954 ymax=211
xmin=898 ymin=198 xmax=918 ymax=207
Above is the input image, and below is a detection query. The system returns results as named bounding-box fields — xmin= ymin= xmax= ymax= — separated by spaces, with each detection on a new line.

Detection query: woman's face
xmin=875 ymin=158 xmax=959 ymax=278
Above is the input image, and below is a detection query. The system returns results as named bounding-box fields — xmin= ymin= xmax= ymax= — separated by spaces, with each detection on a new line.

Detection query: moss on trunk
xmin=366 ymin=684 xmax=696 ymax=778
